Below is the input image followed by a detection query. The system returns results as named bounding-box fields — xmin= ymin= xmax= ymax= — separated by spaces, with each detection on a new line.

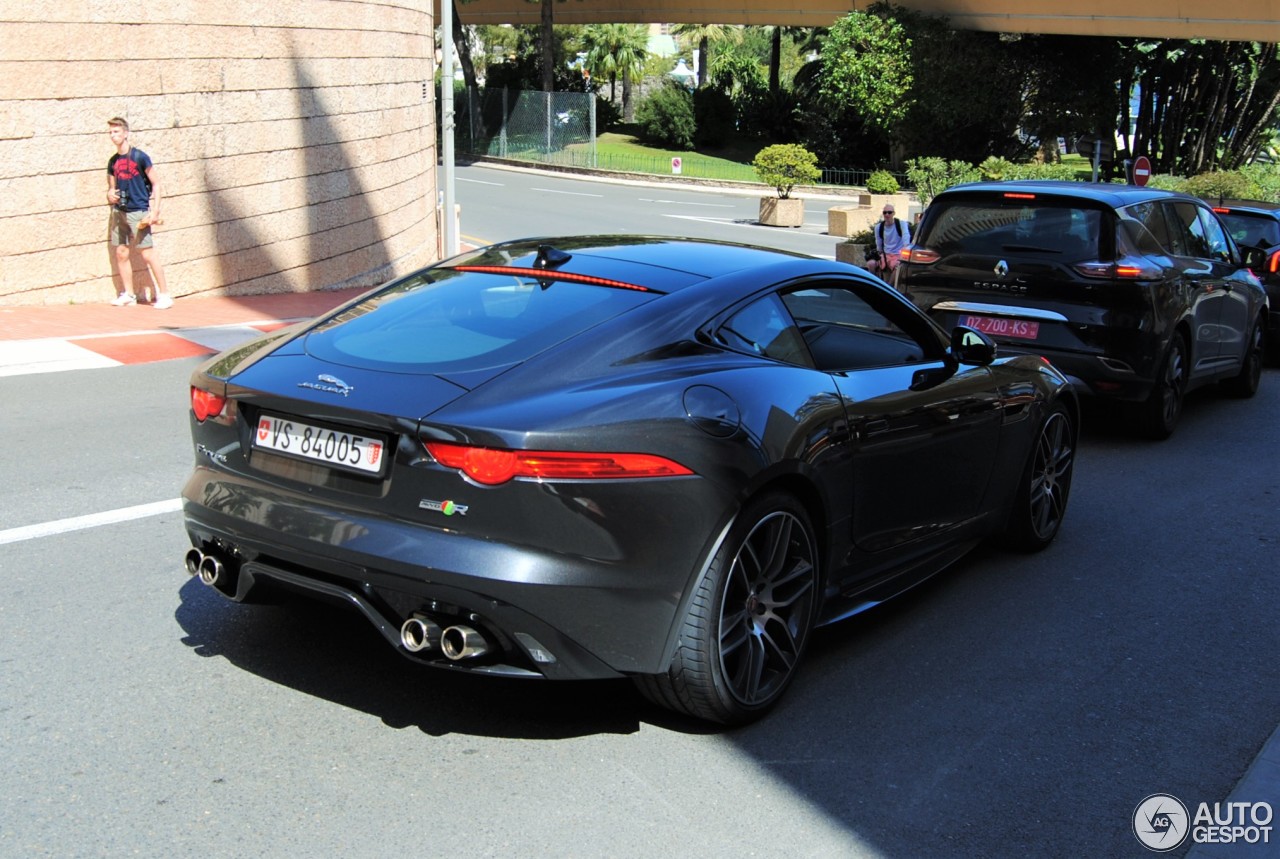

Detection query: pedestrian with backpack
xmin=106 ymin=117 xmax=174 ymax=308
xmin=869 ymin=205 xmax=911 ymax=286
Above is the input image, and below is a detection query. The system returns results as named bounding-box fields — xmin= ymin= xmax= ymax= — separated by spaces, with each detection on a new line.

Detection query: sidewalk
xmin=0 ymin=288 xmax=368 ymax=377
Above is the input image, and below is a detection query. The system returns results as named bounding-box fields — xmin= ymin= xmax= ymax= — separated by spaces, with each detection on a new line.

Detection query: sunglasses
xmin=882 ymin=210 xmax=895 ymax=214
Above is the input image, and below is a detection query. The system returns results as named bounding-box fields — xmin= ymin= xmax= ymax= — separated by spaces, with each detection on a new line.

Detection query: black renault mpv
xmin=900 ymin=181 xmax=1269 ymax=438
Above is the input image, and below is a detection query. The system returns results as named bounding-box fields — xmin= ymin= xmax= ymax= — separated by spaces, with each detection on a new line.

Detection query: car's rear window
xmin=304 ymin=268 xmax=656 ymax=373
xmin=920 ymin=200 xmax=1102 ymax=261
xmin=1218 ymin=212 xmax=1280 ymax=249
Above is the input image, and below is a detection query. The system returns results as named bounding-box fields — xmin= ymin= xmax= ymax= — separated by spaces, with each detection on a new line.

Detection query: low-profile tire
xmin=1221 ymin=318 xmax=1264 ymax=398
xmin=1135 ymin=334 xmax=1188 ymax=440
xmin=1002 ymin=401 xmax=1075 ymax=552
xmin=634 ymin=492 xmax=819 ymax=726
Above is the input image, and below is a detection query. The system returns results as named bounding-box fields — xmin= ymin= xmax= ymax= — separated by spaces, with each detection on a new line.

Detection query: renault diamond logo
xmin=994 ymin=260 xmax=1010 ymax=278
xmin=298 ymin=374 xmax=354 ymax=396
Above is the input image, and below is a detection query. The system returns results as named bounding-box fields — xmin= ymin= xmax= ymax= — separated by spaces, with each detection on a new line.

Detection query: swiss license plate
xmin=253 ymin=414 xmax=387 ymax=475
xmin=961 ymin=314 xmax=1041 ymax=341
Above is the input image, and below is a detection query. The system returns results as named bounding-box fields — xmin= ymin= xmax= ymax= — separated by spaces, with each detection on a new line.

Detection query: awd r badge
xmin=420 ymin=499 xmax=468 ymax=517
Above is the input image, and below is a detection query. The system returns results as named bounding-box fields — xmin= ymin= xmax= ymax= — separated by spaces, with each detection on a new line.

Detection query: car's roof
xmin=1207 ymin=199 xmax=1280 ymax=217
xmin=934 ymin=180 xmax=1199 ymax=208
xmin=442 ymin=235 xmax=813 ymax=292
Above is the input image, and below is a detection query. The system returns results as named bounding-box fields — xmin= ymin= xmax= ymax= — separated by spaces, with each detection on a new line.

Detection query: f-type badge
xmin=994 ymin=260 xmax=1010 ymax=278
xmin=420 ymin=499 xmax=469 ymax=516
xmin=298 ymin=374 xmax=354 ymax=396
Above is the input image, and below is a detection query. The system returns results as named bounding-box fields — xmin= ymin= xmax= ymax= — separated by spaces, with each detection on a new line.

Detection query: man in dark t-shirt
xmin=106 ymin=117 xmax=173 ymax=308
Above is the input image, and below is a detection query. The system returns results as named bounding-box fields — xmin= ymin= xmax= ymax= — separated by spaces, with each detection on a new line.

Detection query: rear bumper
xmin=181 ymin=467 xmax=731 ymax=680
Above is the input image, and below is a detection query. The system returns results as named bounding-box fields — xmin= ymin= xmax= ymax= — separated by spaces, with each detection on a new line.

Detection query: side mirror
xmin=1241 ymin=246 xmax=1268 ymax=271
xmin=950 ymin=326 xmax=997 ymax=365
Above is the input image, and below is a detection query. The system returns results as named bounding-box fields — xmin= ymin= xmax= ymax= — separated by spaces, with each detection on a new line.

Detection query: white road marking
xmin=459 ymin=177 xmax=503 ymax=186
xmin=530 ymin=188 xmax=604 ymax=197
xmin=0 ymin=339 xmax=120 ymax=376
xmin=0 ymin=499 xmax=184 ymax=546
xmin=638 ymin=199 xmax=735 ymax=208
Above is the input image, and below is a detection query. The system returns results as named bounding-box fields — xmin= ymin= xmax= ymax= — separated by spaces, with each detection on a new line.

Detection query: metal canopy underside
xmin=442 ymin=0 xmax=1280 ymax=41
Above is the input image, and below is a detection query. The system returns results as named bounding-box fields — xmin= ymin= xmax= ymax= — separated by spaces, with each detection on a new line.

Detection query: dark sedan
xmin=182 ymin=236 xmax=1078 ymax=725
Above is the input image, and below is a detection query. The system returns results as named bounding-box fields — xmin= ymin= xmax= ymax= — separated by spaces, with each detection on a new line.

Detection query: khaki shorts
xmin=108 ymin=209 xmax=154 ymax=249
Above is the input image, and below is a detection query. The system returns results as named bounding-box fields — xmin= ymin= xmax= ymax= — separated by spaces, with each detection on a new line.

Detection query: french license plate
xmin=961 ymin=314 xmax=1041 ymax=341
xmin=253 ymin=414 xmax=387 ymax=475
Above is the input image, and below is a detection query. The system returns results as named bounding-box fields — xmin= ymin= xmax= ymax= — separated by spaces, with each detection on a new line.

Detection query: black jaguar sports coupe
xmin=182 ymin=236 xmax=1077 ymax=725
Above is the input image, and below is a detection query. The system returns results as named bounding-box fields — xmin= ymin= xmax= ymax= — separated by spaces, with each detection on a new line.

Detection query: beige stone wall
xmin=0 ymin=0 xmax=439 ymax=306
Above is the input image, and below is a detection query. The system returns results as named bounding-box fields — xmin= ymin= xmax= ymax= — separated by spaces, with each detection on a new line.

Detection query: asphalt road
xmin=2 ymin=171 xmax=1278 ymax=857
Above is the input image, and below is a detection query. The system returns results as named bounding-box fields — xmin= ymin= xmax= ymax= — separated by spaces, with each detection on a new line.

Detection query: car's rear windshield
xmin=920 ymin=200 xmax=1102 ymax=261
xmin=304 ymin=268 xmax=656 ymax=373
xmin=1217 ymin=212 xmax=1280 ymax=249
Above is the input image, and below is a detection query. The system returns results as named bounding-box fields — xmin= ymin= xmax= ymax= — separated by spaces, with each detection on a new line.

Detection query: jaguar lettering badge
xmin=298 ymin=374 xmax=354 ymax=396
xmin=995 ymin=260 xmax=1010 ymax=278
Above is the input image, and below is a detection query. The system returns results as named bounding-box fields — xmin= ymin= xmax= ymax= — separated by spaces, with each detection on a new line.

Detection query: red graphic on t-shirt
xmin=114 ymin=157 xmax=140 ymax=181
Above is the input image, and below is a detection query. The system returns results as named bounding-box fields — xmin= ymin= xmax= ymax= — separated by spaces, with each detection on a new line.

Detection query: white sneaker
xmin=110 ymin=293 xmax=136 ymax=307
xmin=154 ymin=294 xmax=174 ymax=310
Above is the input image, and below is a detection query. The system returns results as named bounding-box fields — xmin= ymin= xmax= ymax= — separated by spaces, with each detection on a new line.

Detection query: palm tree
xmin=582 ymin=23 xmax=649 ymax=120
xmin=672 ymin=23 xmax=737 ymax=88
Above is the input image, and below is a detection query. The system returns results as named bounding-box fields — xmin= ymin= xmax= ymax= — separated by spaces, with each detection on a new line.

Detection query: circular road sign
xmin=1132 ymin=155 xmax=1152 ymax=186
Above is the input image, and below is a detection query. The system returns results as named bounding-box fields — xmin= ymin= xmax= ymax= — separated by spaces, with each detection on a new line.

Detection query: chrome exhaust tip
xmin=400 ymin=615 xmax=443 ymax=653
xmin=184 ymin=549 xmax=204 ymax=576
xmin=197 ymin=554 xmax=224 ymax=587
xmin=440 ymin=625 xmax=488 ymax=661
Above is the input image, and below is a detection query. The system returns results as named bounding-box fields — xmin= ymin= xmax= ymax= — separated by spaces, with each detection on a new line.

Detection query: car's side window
xmin=1120 ymin=202 xmax=1174 ymax=255
xmin=714 ymin=293 xmax=813 ymax=367
xmin=1165 ymin=202 xmax=1213 ymax=259
xmin=780 ymin=283 xmax=937 ymax=372
xmin=1194 ymin=206 xmax=1234 ymax=263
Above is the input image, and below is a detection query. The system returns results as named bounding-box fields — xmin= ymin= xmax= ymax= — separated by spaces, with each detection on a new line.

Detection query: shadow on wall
xmin=203 ymin=58 xmax=393 ymax=303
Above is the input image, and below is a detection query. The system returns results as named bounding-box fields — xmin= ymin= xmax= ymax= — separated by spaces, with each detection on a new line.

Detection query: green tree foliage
xmin=1182 ymin=170 xmax=1266 ymax=201
xmin=866 ymin=169 xmax=899 ymax=193
xmin=753 ymin=143 xmax=820 ymax=198
xmin=1122 ymin=40 xmax=1280 ymax=175
xmin=818 ymin=6 xmax=912 ymax=138
xmin=672 ymin=24 xmax=739 ymax=88
xmin=636 ymin=82 xmax=697 ymax=150
xmin=581 ymin=23 xmax=648 ymax=121
xmin=904 ymin=157 xmax=980 ymax=206
xmin=693 ymin=87 xmax=735 ymax=148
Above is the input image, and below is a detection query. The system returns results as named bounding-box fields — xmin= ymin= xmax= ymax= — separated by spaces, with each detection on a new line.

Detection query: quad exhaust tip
xmin=400 ymin=615 xmax=443 ymax=653
xmin=184 ymin=548 xmax=227 ymax=587
xmin=441 ymin=624 xmax=488 ymax=661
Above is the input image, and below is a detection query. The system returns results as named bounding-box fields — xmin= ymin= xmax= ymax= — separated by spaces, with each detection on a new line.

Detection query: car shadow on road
xmin=173 ymin=578 xmax=647 ymax=739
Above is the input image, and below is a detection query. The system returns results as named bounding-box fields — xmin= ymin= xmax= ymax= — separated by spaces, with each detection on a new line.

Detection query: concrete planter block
xmin=759 ymin=196 xmax=805 ymax=228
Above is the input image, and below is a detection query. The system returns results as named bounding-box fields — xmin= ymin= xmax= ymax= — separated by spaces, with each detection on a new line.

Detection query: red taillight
xmin=902 ymin=246 xmax=940 ymax=265
xmin=1003 ymin=192 xmax=1037 ymax=200
xmin=424 ymin=441 xmax=693 ymax=485
xmin=191 ymin=386 xmax=227 ymax=422
xmin=1073 ymin=258 xmax=1160 ymax=280
xmin=1213 ymin=207 xmax=1231 ymax=214
xmin=1269 ymin=250 xmax=1280 ymax=275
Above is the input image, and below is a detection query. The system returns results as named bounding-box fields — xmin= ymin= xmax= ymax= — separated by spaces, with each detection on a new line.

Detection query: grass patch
xmin=553 ymin=131 xmax=767 ymax=183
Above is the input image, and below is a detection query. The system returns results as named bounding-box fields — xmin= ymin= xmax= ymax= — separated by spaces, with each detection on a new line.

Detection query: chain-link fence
xmin=456 ymin=88 xmax=596 ymax=167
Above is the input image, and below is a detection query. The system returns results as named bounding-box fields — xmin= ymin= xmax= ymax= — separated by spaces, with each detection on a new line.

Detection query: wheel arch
xmin=649 ymin=470 xmax=831 ymax=676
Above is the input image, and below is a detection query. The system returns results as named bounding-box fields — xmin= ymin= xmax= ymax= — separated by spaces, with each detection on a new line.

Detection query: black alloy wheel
xmin=1003 ymin=403 xmax=1075 ymax=552
xmin=1138 ymin=334 xmax=1188 ymax=439
xmin=636 ymin=493 xmax=819 ymax=725
xmin=1222 ymin=319 xmax=1264 ymax=398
